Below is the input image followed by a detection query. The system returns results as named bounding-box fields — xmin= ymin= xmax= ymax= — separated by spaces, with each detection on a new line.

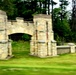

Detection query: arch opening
xmin=9 ymin=33 xmax=31 ymax=41
xmin=8 ymin=33 xmax=32 ymax=58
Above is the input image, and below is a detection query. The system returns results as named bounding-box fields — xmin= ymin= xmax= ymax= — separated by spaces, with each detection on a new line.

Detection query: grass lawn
xmin=0 ymin=41 xmax=76 ymax=75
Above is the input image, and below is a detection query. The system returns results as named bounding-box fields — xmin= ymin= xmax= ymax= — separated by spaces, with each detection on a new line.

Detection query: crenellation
xmin=0 ymin=10 xmax=6 ymax=15
xmin=16 ymin=17 xmax=24 ymax=22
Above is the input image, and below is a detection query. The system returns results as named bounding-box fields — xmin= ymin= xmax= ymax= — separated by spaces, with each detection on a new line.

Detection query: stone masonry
xmin=0 ymin=10 xmax=57 ymax=59
xmin=30 ymin=14 xmax=57 ymax=57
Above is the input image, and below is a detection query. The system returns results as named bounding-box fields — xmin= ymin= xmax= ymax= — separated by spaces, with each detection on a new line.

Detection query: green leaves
xmin=0 ymin=0 xmax=16 ymax=19
xmin=53 ymin=0 xmax=71 ymax=43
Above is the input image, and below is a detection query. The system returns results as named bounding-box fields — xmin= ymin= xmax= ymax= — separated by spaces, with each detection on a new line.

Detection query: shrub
xmin=22 ymin=34 xmax=31 ymax=41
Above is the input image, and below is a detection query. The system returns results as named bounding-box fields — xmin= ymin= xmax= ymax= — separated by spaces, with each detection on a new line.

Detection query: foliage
xmin=22 ymin=34 xmax=31 ymax=41
xmin=71 ymin=0 xmax=76 ymax=31
xmin=0 ymin=0 xmax=52 ymax=20
xmin=59 ymin=0 xmax=69 ymax=20
xmin=68 ymin=31 xmax=76 ymax=42
xmin=54 ymin=19 xmax=71 ymax=43
xmin=0 ymin=0 xmax=16 ymax=19
xmin=53 ymin=0 xmax=71 ymax=44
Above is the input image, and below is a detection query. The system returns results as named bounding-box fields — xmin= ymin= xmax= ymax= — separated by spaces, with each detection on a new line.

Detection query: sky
xmin=53 ymin=0 xmax=72 ymax=11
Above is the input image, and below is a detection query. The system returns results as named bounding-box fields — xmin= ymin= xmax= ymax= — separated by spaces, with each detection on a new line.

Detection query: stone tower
xmin=0 ymin=10 xmax=7 ymax=40
xmin=0 ymin=10 xmax=12 ymax=59
xmin=30 ymin=14 xmax=57 ymax=57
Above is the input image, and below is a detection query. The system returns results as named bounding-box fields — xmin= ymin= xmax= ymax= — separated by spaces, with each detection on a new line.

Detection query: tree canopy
xmin=0 ymin=0 xmax=53 ymax=20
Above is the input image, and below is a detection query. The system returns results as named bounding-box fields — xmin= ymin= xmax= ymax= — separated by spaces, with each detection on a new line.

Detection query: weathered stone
xmin=0 ymin=10 xmax=57 ymax=59
xmin=51 ymin=40 xmax=57 ymax=56
xmin=68 ymin=43 xmax=75 ymax=53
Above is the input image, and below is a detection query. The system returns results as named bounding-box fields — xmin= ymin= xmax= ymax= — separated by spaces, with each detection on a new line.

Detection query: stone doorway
xmin=8 ymin=33 xmax=31 ymax=58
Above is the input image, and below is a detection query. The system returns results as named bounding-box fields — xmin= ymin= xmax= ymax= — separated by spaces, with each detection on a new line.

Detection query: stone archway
xmin=8 ymin=33 xmax=32 ymax=58
xmin=0 ymin=10 xmax=57 ymax=60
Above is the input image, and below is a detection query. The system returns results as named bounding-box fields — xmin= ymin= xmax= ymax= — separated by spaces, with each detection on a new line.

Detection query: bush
xmin=22 ymin=34 xmax=31 ymax=41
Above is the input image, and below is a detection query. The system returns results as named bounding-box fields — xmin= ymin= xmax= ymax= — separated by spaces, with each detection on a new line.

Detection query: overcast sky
xmin=53 ymin=0 xmax=72 ymax=11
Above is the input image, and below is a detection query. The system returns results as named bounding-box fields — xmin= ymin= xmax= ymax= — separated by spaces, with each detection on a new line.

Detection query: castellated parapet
xmin=7 ymin=17 xmax=34 ymax=36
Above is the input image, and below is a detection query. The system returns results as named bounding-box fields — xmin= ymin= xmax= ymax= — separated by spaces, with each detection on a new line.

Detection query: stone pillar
xmin=37 ymin=40 xmax=47 ymax=57
xmin=51 ymin=40 xmax=57 ymax=56
xmin=30 ymin=40 xmax=35 ymax=55
xmin=8 ymin=39 xmax=12 ymax=56
xmin=47 ymin=42 xmax=51 ymax=56
xmin=68 ymin=43 xmax=75 ymax=53
xmin=34 ymin=41 xmax=38 ymax=56
xmin=33 ymin=14 xmax=57 ymax=57
xmin=0 ymin=10 xmax=8 ymax=40
xmin=0 ymin=40 xmax=8 ymax=59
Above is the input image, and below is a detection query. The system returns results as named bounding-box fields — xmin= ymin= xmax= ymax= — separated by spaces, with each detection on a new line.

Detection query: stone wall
xmin=57 ymin=46 xmax=70 ymax=54
xmin=0 ymin=40 xmax=12 ymax=59
xmin=57 ymin=43 xmax=76 ymax=55
xmin=7 ymin=17 xmax=34 ymax=36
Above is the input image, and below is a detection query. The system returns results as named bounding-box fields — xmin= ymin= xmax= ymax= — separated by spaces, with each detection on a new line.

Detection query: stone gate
xmin=0 ymin=10 xmax=57 ymax=59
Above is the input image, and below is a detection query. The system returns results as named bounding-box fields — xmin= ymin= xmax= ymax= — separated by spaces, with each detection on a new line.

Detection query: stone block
xmin=0 ymin=52 xmax=8 ymax=59
xmin=51 ymin=40 xmax=57 ymax=56
xmin=68 ymin=43 xmax=75 ymax=53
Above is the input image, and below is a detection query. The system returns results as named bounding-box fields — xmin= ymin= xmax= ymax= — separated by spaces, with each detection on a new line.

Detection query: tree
xmin=53 ymin=0 xmax=71 ymax=44
xmin=59 ymin=0 xmax=69 ymax=20
xmin=0 ymin=0 xmax=53 ymax=20
xmin=53 ymin=8 xmax=71 ymax=37
xmin=0 ymin=0 xmax=16 ymax=19
xmin=72 ymin=0 xmax=76 ymax=31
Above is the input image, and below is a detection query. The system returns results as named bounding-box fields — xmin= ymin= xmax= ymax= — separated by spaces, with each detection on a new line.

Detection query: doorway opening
xmin=8 ymin=33 xmax=31 ymax=58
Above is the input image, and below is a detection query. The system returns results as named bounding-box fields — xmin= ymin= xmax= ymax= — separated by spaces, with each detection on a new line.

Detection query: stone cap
xmin=0 ymin=40 xmax=8 ymax=44
xmin=57 ymin=46 xmax=70 ymax=49
xmin=51 ymin=40 xmax=56 ymax=43
xmin=8 ymin=39 xmax=12 ymax=42
xmin=0 ymin=10 xmax=6 ymax=15
xmin=38 ymin=40 xmax=46 ymax=43
xmin=68 ymin=43 xmax=75 ymax=46
xmin=34 ymin=14 xmax=51 ymax=19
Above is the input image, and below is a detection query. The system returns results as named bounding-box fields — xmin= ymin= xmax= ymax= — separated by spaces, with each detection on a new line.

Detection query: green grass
xmin=0 ymin=41 xmax=76 ymax=75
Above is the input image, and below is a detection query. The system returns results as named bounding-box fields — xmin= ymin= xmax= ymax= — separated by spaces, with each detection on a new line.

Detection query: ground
xmin=0 ymin=41 xmax=76 ymax=75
